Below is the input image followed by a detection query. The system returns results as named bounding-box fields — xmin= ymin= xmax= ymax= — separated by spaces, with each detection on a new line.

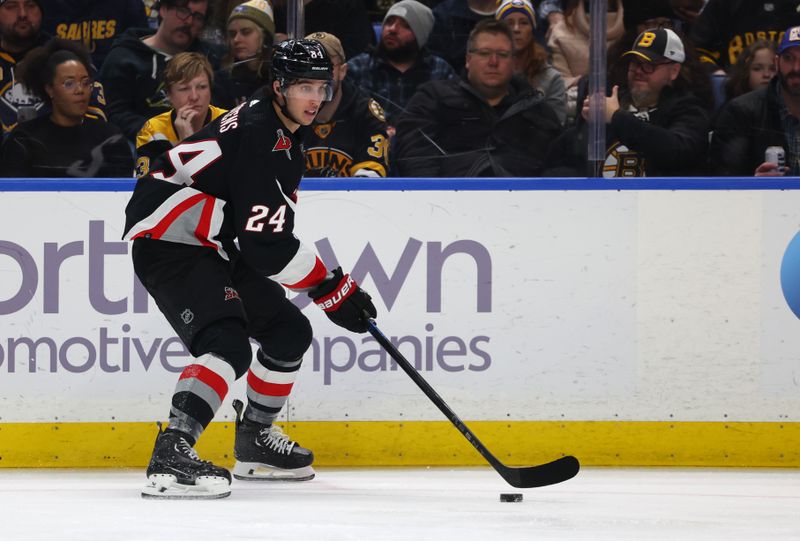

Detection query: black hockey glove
xmin=310 ymin=267 xmax=377 ymax=333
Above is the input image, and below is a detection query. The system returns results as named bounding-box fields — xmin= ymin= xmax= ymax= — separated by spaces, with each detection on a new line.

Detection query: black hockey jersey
xmin=123 ymin=88 xmax=328 ymax=290
xmin=303 ymin=80 xmax=389 ymax=177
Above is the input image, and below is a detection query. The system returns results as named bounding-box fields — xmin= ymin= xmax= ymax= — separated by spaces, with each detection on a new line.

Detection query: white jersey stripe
xmin=268 ymin=241 xmax=318 ymax=285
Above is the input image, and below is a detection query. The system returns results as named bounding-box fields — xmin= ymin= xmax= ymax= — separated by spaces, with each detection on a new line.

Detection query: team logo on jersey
xmin=273 ymin=128 xmax=292 ymax=159
xmin=180 ymin=308 xmax=195 ymax=324
xmin=313 ymin=123 xmax=333 ymax=139
xmin=603 ymin=142 xmax=646 ymax=177
xmin=224 ymin=286 xmax=240 ymax=301
xmin=368 ymin=99 xmax=386 ymax=123
xmin=305 ymin=147 xmax=354 ymax=176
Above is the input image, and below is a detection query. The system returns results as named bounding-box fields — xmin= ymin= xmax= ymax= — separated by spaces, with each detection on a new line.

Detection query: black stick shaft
xmin=366 ymin=318 xmax=580 ymax=488
xmin=366 ymin=319 xmax=504 ymax=469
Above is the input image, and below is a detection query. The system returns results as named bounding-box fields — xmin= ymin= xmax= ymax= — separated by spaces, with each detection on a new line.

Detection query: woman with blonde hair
xmin=495 ymin=0 xmax=566 ymax=124
xmin=135 ymin=52 xmax=227 ymax=177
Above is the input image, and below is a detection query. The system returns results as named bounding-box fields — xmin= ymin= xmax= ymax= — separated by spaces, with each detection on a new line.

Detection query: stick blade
xmin=501 ymin=455 xmax=580 ymax=488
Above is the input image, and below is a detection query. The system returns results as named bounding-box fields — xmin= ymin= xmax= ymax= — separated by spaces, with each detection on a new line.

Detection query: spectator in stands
xmin=347 ymin=0 xmax=455 ymax=130
xmin=98 ymin=0 xmax=220 ymax=142
xmin=547 ymin=0 xmax=625 ymax=121
xmin=212 ymin=0 xmax=274 ymax=109
xmin=690 ymin=0 xmax=800 ymax=71
xmin=0 ymin=0 xmax=106 ymax=135
xmin=271 ymin=0 xmax=375 ymax=60
xmin=135 ymin=52 xmax=226 ymax=177
xmin=0 ymin=39 xmax=133 ymax=177
xmin=545 ymin=28 xmax=710 ymax=177
xmin=393 ymin=19 xmax=561 ymax=177
xmin=303 ymin=32 xmax=389 ymax=177
xmin=200 ymin=0 xmax=242 ymax=47
xmin=710 ymin=25 xmax=800 ymax=177
xmin=427 ymin=0 xmax=496 ymax=69
xmin=723 ymin=39 xmax=777 ymax=104
xmin=495 ymin=0 xmax=566 ymax=125
xmin=42 ymin=0 xmax=149 ymax=70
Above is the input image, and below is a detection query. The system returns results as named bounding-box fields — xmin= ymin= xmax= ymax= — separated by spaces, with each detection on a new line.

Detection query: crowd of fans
xmin=0 ymin=0 xmax=799 ymax=178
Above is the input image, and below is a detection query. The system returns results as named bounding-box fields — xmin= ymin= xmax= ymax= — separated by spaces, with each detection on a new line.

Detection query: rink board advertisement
xmin=2 ymin=183 xmax=800 ymax=466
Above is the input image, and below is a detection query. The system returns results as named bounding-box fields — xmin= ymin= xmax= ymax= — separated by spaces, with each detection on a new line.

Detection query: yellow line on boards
xmin=0 ymin=421 xmax=798 ymax=468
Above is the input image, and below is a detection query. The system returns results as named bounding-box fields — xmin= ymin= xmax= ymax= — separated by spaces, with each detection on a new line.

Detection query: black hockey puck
xmin=500 ymin=493 xmax=523 ymax=502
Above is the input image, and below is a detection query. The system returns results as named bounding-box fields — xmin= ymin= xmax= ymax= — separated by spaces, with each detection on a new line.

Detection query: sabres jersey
xmin=123 ymin=88 xmax=328 ymax=291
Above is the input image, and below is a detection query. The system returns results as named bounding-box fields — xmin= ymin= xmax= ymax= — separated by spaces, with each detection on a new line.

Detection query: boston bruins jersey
xmin=123 ymin=88 xmax=328 ymax=290
xmin=303 ymin=80 xmax=389 ymax=177
xmin=135 ymin=105 xmax=228 ymax=178
xmin=690 ymin=0 xmax=800 ymax=68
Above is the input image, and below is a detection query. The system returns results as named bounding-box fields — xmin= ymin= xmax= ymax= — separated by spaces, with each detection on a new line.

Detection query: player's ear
xmin=272 ymin=80 xmax=282 ymax=97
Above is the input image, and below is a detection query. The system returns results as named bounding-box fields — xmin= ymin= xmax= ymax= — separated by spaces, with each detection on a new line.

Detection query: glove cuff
xmin=313 ymin=272 xmax=358 ymax=312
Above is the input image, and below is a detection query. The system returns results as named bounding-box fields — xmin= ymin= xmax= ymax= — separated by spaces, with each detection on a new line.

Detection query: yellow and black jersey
xmin=690 ymin=0 xmax=800 ymax=68
xmin=303 ymin=80 xmax=389 ymax=178
xmin=135 ymin=105 xmax=227 ymax=178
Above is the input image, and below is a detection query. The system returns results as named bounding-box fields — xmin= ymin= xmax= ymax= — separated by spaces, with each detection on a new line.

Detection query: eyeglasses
xmin=468 ymin=48 xmax=513 ymax=60
xmin=628 ymin=59 xmax=673 ymax=74
xmin=173 ymin=6 xmax=206 ymax=23
xmin=61 ymin=78 xmax=93 ymax=91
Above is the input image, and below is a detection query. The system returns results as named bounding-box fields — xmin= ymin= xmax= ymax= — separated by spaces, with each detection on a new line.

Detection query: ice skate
xmin=232 ymin=399 xmax=315 ymax=481
xmin=141 ymin=423 xmax=231 ymax=499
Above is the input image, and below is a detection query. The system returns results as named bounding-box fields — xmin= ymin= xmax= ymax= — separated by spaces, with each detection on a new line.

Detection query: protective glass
xmin=282 ymin=80 xmax=334 ymax=102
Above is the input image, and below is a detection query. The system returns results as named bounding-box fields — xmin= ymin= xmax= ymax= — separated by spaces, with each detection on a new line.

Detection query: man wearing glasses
xmin=98 ymin=0 xmax=223 ymax=141
xmin=393 ymin=18 xmax=562 ymax=177
xmin=546 ymin=27 xmax=710 ymax=177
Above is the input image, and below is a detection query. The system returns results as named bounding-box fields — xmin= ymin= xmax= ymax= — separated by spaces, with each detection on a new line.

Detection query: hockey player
xmin=123 ymin=39 xmax=377 ymax=499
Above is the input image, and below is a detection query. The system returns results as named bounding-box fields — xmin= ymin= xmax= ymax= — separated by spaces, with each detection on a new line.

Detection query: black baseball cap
xmin=622 ymin=28 xmax=686 ymax=64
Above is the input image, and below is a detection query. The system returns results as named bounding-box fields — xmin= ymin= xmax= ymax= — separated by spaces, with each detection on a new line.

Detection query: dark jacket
xmin=545 ymin=86 xmax=710 ymax=177
xmin=394 ymin=75 xmax=562 ymax=177
xmin=0 ymin=116 xmax=133 ymax=178
xmin=212 ymin=64 xmax=270 ymax=110
xmin=97 ymin=28 xmax=224 ymax=141
xmin=709 ymin=77 xmax=789 ymax=176
xmin=42 ymin=0 xmax=149 ymax=69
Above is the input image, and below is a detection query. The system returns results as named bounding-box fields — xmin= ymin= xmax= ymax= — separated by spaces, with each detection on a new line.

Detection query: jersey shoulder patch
xmin=368 ymin=99 xmax=386 ymax=123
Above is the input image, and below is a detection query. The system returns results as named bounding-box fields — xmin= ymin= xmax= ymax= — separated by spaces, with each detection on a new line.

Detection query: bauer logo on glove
xmin=310 ymin=267 xmax=377 ymax=333
xmin=315 ymin=274 xmax=355 ymax=311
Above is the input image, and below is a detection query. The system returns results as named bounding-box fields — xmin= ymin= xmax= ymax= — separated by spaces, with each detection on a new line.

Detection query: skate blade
xmin=141 ymin=473 xmax=231 ymax=499
xmin=232 ymin=461 xmax=315 ymax=482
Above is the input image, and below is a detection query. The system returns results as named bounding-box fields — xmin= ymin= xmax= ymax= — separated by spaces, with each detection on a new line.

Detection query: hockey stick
xmin=365 ymin=318 xmax=580 ymax=488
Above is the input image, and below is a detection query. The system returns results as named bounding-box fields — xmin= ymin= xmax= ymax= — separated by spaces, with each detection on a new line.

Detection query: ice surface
xmin=0 ymin=467 xmax=798 ymax=540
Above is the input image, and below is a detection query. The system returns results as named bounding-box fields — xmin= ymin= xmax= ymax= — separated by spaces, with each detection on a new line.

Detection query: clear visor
xmin=282 ymin=80 xmax=334 ymax=102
